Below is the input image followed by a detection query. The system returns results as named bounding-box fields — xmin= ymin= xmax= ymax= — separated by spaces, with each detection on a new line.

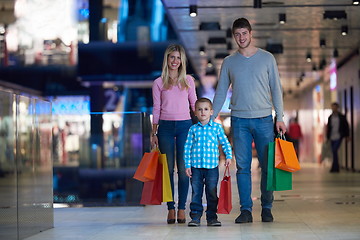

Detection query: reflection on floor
xmin=24 ymin=162 xmax=360 ymax=240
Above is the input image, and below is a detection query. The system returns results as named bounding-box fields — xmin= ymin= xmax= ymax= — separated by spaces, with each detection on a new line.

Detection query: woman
xmin=151 ymin=44 xmax=197 ymax=224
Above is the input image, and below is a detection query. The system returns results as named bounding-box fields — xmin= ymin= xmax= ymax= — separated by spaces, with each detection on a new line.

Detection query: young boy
xmin=184 ymin=98 xmax=232 ymax=227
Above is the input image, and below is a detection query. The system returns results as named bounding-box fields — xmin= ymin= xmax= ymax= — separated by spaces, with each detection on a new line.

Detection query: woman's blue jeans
xmin=157 ymin=119 xmax=192 ymax=210
xmin=231 ymin=115 xmax=274 ymax=212
xmin=189 ymin=167 xmax=219 ymax=221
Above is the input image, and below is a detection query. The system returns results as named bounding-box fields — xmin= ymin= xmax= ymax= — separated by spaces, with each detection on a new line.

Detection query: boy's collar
xmin=197 ymin=119 xmax=213 ymax=126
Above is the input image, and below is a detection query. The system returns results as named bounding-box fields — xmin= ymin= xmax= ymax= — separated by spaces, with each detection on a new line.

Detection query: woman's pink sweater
xmin=152 ymin=75 xmax=197 ymax=124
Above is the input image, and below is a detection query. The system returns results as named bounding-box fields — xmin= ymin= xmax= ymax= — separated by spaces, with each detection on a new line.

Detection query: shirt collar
xmin=196 ymin=119 xmax=214 ymax=127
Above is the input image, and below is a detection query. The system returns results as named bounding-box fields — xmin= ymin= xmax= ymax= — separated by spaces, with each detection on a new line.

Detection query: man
xmin=326 ymin=102 xmax=350 ymax=173
xmin=212 ymin=18 xmax=286 ymax=223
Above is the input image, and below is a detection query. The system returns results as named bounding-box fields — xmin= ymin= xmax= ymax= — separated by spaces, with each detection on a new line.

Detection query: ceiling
xmin=161 ymin=0 xmax=360 ymax=96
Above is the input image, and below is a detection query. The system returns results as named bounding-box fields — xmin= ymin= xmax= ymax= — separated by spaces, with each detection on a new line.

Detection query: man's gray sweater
xmin=212 ymin=48 xmax=284 ymax=122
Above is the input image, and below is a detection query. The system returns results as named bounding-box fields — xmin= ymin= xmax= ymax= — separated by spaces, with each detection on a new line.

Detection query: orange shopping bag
xmin=217 ymin=165 xmax=232 ymax=214
xmin=133 ymin=150 xmax=159 ymax=182
xmin=275 ymin=134 xmax=301 ymax=172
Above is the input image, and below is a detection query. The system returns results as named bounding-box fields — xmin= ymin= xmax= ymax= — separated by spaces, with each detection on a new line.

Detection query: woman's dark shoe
xmin=177 ymin=209 xmax=186 ymax=223
xmin=167 ymin=209 xmax=176 ymax=224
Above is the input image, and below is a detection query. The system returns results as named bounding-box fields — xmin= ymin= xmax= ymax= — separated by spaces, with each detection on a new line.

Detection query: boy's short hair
xmin=232 ymin=17 xmax=252 ymax=33
xmin=195 ymin=98 xmax=213 ymax=108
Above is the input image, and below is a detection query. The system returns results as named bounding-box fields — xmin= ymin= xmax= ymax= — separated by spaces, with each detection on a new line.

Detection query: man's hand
xmin=185 ymin=168 xmax=192 ymax=178
xmin=276 ymin=121 xmax=287 ymax=134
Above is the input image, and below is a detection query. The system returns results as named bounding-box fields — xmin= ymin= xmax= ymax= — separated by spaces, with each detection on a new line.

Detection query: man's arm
xmin=268 ymin=55 xmax=284 ymax=123
xmin=212 ymin=60 xmax=231 ymax=119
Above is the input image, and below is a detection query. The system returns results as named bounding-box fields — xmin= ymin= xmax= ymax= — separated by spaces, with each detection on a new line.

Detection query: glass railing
xmin=52 ymin=111 xmax=151 ymax=206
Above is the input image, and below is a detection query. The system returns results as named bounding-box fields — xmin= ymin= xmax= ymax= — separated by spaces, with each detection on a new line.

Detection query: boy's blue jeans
xmin=157 ymin=119 xmax=192 ymax=210
xmin=231 ymin=115 xmax=274 ymax=212
xmin=189 ymin=167 xmax=219 ymax=221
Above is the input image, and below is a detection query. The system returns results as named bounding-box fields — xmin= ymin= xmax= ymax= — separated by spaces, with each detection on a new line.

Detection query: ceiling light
xmin=199 ymin=46 xmax=205 ymax=55
xmin=333 ymin=48 xmax=339 ymax=58
xmin=265 ymin=43 xmax=283 ymax=54
xmin=353 ymin=0 xmax=359 ymax=5
xmin=323 ymin=10 xmax=347 ymax=20
xmin=205 ymin=69 xmax=217 ymax=76
xmin=254 ymin=0 xmax=262 ymax=8
xmin=312 ymin=64 xmax=317 ymax=71
xmin=306 ymin=53 xmax=312 ymax=62
xmin=227 ymin=42 xmax=232 ymax=51
xmin=341 ymin=25 xmax=348 ymax=35
xmin=207 ymin=59 xmax=213 ymax=68
xmin=200 ymin=22 xmax=221 ymax=30
xmin=189 ymin=5 xmax=197 ymax=17
xmin=279 ymin=14 xmax=286 ymax=24
xmin=226 ymin=28 xmax=232 ymax=38
xmin=208 ymin=37 xmax=227 ymax=44
xmin=319 ymin=58 xmax=327 ymax=69
xmin=320 ymin=39 xmax=326 ymax=48
xmin=215 ymin=52 xmax=229 ymax=59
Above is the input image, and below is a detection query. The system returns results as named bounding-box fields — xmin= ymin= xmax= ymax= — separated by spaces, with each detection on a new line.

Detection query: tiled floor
xmin=25 ymin=162 xmax=360 ymax=240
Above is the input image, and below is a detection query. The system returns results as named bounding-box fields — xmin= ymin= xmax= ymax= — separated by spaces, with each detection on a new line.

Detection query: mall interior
xmin=0 ymin=0 xmax=359 ymax=239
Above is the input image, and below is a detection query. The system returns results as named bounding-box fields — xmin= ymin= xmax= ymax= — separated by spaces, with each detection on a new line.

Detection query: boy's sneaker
xmin=188 ymin=220 xmax=200 ymax=227
xmin=207 ymin=219 xmax=221 ymax=226
xmin=235 ymin=210 xmax=253 ymax=223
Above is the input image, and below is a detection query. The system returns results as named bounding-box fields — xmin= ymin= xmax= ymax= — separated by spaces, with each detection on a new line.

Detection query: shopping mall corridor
xmin=24 ymin=162 xmax=360 ymax=240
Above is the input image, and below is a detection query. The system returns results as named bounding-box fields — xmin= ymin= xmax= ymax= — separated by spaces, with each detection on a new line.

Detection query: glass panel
xmin=0 ymin=91 xmax=17 ymax=240
xmin=17 ymin=96 xmax=53 ymax=239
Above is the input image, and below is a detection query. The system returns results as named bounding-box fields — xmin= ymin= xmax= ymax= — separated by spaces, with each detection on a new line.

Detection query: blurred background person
xmin=326 ymin=102 xmax=350 ymax=173
xmin=287 ymin=117 xmax=303 ymax=158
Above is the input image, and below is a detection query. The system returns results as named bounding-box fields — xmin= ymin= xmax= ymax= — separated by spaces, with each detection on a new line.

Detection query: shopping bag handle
xmin=151 ymin=146 xmax=160 ymax=153
xmin=276 ymin=131 xmax=286 ymax=141
xmin=223 ymin=165 xmax=230 ymax=178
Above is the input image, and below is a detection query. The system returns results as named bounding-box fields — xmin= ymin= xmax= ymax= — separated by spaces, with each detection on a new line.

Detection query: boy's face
xmin=195 ymin=102 xmax=213 ymax=123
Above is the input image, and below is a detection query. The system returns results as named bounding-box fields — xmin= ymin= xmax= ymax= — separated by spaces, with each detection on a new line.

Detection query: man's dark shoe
xmin=235 ymin=210 xmax=253 ymax=223
xmin=188 ymin=219 xmax=200 ymax=227
xmin=261 ymin=208 xmax=274 ymax=222
xmin=207 ymin=219 xmax=221 ymax=226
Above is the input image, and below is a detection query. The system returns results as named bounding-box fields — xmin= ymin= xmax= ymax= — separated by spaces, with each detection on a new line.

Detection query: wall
xmin=336 ymin=52 xmax=360 ymax=171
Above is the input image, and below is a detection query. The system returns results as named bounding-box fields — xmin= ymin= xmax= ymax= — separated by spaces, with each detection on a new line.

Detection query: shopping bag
xmin=267 ymin=141 xmax=292 ymax=191
xmin=275 ymin=136 xmax=301 ymax=172
xmin=217 ymin=165 xmax=232 ymax=214
xmin=133 ymin=150 xmax=159 ymax=182
xmin=158 ymin=153 xmax=173 ymax=202
xmin=140 ymin=161 xmax=163 ymax=205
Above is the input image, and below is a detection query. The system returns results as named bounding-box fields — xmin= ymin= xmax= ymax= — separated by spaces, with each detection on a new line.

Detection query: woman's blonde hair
xmin=161 ymin=44 xmax=190 ymax=90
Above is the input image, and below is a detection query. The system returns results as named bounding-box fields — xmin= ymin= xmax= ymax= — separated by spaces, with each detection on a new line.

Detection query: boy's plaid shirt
xmin=184 ymin=120 xmax=232 ymax=169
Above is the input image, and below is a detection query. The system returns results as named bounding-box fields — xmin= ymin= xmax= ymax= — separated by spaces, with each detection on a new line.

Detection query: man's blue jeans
xmin=231 ymin=115 xmax=274 ymax=212
xmin=157 ymin=119 xmax=192 ymax=210
xmin=189 ymin=167 xmax=219 ymax=221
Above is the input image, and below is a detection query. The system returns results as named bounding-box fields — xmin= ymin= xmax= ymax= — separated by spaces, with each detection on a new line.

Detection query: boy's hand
xmin=185 ymin=168 xmax=192 ymax=178
xmin=225 ymin=159 xmax=232 ymax=166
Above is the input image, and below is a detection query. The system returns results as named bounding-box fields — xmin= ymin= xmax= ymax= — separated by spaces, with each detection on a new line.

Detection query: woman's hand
xmin=151 ymin=135 xmax=158 ymax=149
